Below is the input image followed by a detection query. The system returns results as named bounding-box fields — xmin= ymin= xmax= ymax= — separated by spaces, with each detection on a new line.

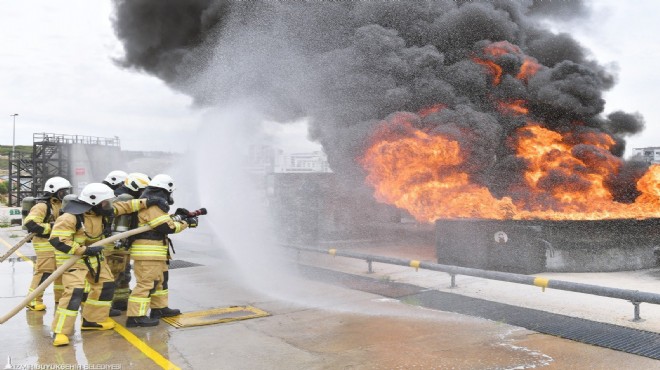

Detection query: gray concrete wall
xmin=436 ymin=219 xmax=660 ymax=273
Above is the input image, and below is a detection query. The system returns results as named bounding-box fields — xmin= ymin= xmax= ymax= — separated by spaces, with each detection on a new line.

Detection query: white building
xmin=247 ymin=145 xmax=332 ymax=174
xmin=632 ymin=147 xmax=660 ymax=163
xmin=274 ymin=151 xmax=332 ymax=173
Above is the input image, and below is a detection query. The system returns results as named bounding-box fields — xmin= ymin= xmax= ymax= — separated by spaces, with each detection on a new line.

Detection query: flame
xmin=517 ymin=57 xmax=541 ymax=81
xmin=473 ymin=58 xmax=503 ymax=85
xmin=497 ymin=100 xmax=528 ymax=115
xmin=484 ymin=41 xmax=522 ymax=56
xmin=636 ymin=164 xmax=660 ymax=205
xmin=418 ymin=103 xmax=447 ymax=118
xmin=514 ymin=124 xmax=620 ymax=212
xmin=360 ymin=116 xmax=518 ymax=222
xmin=360 ymin=117 xmax=660 ymax=222
xmin=474 ymin=41 xmax=542 ymax=85
xmin=359 ymin=41 xmax=660 ymax=222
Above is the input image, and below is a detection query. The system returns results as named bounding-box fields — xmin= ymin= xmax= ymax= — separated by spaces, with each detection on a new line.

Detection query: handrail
xmin=286 ymin=244 xmax=660 ymax=321
xmin=32 ymin=133 xmax=120 ymax=146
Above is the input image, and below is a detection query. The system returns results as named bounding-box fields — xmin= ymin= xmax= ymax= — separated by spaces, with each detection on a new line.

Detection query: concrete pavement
xmin=1 ymin=225 xmax=659 ymax=369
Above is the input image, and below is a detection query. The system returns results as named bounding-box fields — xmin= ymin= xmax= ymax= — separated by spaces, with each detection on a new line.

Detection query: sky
xmin=0 ymin=1 xmax=202 ymax=153
xmin=0 ymin=0 xmax=658 ymax=156
xmin=552 ymin=0 xmax=660 ymax=155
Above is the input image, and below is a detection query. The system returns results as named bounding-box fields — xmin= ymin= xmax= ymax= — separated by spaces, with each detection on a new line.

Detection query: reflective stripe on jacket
xmin=50 ymin=199 xmax=147 ymax=267
xmin=131 ymin=204 xmax=188 ymax=261
xmin=24 ymin=198 xmax=62 ymax=256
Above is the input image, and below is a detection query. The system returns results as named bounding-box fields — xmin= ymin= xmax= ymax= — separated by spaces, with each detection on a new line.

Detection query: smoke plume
xmin=111 ymin=0 xmax=646 ymax=209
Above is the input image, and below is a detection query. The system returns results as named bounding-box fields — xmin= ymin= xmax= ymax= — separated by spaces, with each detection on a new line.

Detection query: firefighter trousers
xmin=28 ymin=254 xmax=63 ymax=306
xmin=127 ymin=260 xmax=168 ymax=317
xmin=51 ymin=260 xmax=115 ymax=335
xmin=105 ymin=250 xmax=131 ymax=306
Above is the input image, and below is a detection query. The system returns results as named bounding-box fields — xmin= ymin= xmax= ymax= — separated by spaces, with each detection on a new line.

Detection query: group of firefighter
xmin=21 ymin=171 xmax=199 ymax=347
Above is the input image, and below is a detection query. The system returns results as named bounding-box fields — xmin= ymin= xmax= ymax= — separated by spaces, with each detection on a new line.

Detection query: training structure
xmin=8 ymin=133 xmax=121 ymax=207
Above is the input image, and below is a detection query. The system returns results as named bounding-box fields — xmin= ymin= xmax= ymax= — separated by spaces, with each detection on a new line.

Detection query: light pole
xmin=10 ymin=113 xmax=18 ymax=158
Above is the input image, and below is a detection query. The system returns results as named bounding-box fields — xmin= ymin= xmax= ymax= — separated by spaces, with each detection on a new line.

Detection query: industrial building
xmin=632 ymin=147 xmax=660 ymax=163
xmin=7 ymin=133 xmax=174 ymax=207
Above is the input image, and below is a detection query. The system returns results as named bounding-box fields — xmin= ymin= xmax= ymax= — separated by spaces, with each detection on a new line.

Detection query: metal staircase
xmin=7 ymin=133 xmax=120 ymax=206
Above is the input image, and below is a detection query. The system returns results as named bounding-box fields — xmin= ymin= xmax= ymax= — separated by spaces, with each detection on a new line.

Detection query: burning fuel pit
xmin=436 ymin=219 xmax=660 ymax=274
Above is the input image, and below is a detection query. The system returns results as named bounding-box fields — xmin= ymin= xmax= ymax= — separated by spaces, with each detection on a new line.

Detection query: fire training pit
xmin=435 ymin=218 xmax=660 ymax=274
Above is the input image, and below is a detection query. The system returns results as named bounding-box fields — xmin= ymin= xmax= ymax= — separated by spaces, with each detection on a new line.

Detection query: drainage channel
xmin=169 ymin=259 xmax=203 ymax=270
xmin=298 ymin=265 xmax=660 ymax=360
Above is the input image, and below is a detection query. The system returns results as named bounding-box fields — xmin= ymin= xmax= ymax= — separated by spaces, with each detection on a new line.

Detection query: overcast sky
xmin=0 ymin=0 xmax=202 ymax=152
xmin=0 ymin=0 xmax=658 ymax=156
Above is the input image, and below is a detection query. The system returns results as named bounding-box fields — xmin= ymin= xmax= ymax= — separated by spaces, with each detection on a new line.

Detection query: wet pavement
xmin=1 ymin=225 xmax=660 ymax=369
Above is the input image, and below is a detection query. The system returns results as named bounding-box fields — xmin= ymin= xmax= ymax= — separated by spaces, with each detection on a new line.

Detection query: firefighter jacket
xmin=130 ymin=205 xmax=189 ymax=261
xmin=49 ymin=199 xmax=147 ymax=269
xmin=23 ymin=198 xmax=63 ymax=257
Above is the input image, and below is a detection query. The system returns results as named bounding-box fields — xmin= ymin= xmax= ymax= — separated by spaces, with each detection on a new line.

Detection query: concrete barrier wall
xmin=436 ymin=219 xmax=660 ymax=273
xmin=0 ymin=207 xmax=21 ymax=225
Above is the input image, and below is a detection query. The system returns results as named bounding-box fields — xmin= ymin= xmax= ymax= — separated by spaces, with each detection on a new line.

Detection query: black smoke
xmin=111 ymin=0 xmax=647 ymax=204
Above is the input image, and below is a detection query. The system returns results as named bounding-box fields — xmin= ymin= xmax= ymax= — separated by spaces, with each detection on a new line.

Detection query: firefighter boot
xmin=26 ymin=303 xmax=47 ymax=311
xmin=111 ymin=300 xmax=128 ymax=311
xmin=52 ymin=333 xmax=69 ymax=347
xmin=125 ymin=316 xmax=159 ymax=327
xmin=81 ymin=318 xmax=116 ymax=331
xmin=109 ymin=308 xmax=121 ymax=317
xmin=149 ymin=307 xmax=181 ymax=319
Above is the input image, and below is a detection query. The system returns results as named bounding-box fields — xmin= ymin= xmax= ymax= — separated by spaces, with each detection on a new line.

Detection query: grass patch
xmin=401 ymin=296 xmax=422 ymax=306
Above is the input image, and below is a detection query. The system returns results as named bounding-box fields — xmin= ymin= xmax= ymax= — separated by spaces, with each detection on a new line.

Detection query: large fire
xmin=360 ymin=41 xmax=660 ymax=222
xmin=361 ymin=117 xmax=518 ymax=221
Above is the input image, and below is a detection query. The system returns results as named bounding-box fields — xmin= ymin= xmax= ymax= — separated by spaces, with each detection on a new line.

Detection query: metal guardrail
xmin=287 ymin=245 xmax=660 ymax=321
xmin=33 ymin=133 xmax=120 ymax=146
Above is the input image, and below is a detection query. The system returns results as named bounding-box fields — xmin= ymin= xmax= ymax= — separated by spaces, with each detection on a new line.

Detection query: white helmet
xmin=103 ymin=170 xmax=127 ymax=186
xmin=78 ymin=183 xmax=115 ymax=206
xmin=44 ymin=177 xmax=72 ymax=193
xmin=124 ymin=172 xmax=151 ymax=192
xmin=148 ymin=174 xmax=176 ymax=193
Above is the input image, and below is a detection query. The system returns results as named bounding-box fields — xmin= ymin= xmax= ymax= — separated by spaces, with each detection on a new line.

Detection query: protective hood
xmin=36 ymin=194 xmax=52 ymax=202
xmin=91 ymin=203 xmax=114 ymax=217
xmin=62 ymin=199 xmax=93 ymax=215
xmin=141 ymin=186 xmax=173 ymax=206
xmin=114 ymin=185 xmax=141 ymax=199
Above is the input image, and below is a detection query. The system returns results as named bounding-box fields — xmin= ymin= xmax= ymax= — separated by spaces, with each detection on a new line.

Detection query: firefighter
xmin=94 ymin=170 xmax=126 ymax=315
xmin=105 ymin=172 xmax=149 ymax=312
xmin=49 ymin=183 xmax=167 ymax=347
xmin=114 ymin=172 xmax=150 ymax=198
xmin=126 ymin=174 xmax=198 ymax=327
xmin=23 ymin=176 xmax=72 ymax=311
xmin=101 ymin=170 xmax=127 ymax=191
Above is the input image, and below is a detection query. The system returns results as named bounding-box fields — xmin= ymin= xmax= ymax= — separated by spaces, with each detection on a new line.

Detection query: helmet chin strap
xmin=91 ymin=202 xmax=113 ymax=216
xmin=56 ymin=189 xmax=69 ymax=201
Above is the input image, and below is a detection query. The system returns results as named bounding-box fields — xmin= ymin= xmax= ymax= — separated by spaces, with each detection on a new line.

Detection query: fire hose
xmin=0 ymin=206 xmax=208 ymax=324
xmin=171 ymin=207 xmax=207 ymax=223
xmin=0 ymin=233 xmax=35 ymax=263
xmin=0 ymin=225 xmax=151 ymax=325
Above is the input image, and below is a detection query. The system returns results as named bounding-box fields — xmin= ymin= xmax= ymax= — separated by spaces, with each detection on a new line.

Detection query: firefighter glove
xmin=175 ymin=208 xmax=190 ymax=216
xmin=147 ymin=198 xmax=170 ymax=212
xmin=83 ymin=246 xmax=104 ymax=256
xmin=103 ymin=217 xmax=113 ymax=237
xmin=185 ymin=216 xmax=199 ymax=228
